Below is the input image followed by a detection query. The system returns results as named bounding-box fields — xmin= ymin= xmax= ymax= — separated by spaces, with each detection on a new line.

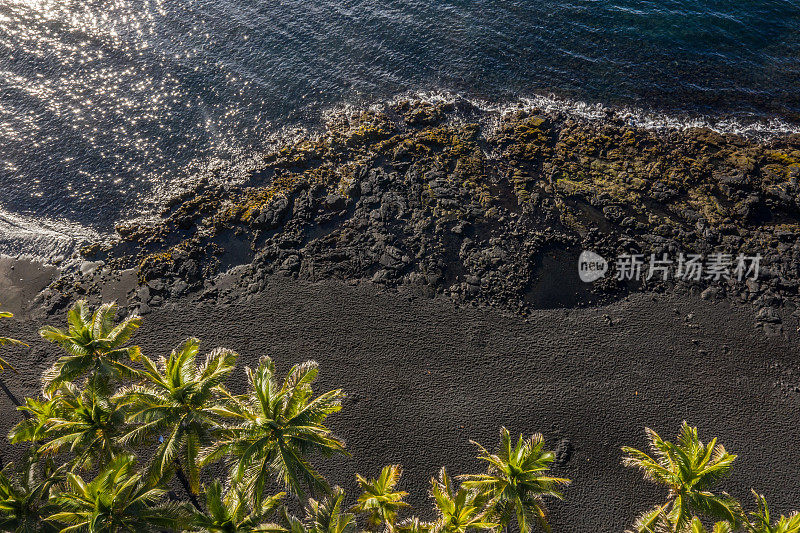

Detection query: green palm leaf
xmin=430 ymin=467 xmax=497 ymax=533
xmin=116 ymin=338 xmax=237 ymax=494
xmin=46 ymin=453 xmax=190 ymax=532
xmin=0 ymin=454 xmax=65 ymax=533
xmin=10 ymin=381 xmax=127 ymax=472
xmin=0 ymin=305 xmax=27 ymax=374
xmin=40 ymin=301 xmax=141 ymax=395
xmin=200 ymin=356 xmax=346 ymax=502
xmin=621 ymin=422 xmax=742 ymax=533
xmin=189 ymin=479 xmax=286 ymax=533
xmin=746 ymin=490 xmax=800 ymax=533
xmin=351 ymin=465 xmax=410 ymax=532
xmin=459 ymin=428 xmax=569 ymax=533
xmin=306 ymin=487 xmax=356 ymax=533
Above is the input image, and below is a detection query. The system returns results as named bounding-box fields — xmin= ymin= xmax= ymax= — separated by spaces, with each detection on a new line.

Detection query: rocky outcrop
xmin=47 ymin=99 xmax=800 ymax=323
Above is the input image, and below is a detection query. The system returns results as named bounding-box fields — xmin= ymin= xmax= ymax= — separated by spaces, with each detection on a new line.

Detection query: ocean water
xmin=1 ymin=0 xmax=799 ymax=259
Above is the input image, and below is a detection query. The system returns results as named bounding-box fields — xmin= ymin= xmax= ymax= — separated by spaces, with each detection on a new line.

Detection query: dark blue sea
xmin=1 ymin=0 xmax=799 ymax=258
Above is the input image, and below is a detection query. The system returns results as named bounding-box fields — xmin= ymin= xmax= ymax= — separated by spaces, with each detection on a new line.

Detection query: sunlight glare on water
xmin=0 ymin=0 xmax=256 ymax=232
xmin=0 ymin=0 xmax=799 ymax=258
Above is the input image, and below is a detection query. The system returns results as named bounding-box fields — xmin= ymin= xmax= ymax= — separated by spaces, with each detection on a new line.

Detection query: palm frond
xmin=623 ymin=423 xmax=742 ymax=533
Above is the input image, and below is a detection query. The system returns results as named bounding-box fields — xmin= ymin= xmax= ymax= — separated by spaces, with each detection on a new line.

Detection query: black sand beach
xmin=3 ymin=2 xmax=800 ymax=529
xmin=1 ymin=268 xmax=799 ymax=532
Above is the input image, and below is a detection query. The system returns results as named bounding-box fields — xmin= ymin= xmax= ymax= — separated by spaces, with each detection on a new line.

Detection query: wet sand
xmin=0 ymin=255 xmax=58 ymax=316
xmin=1 ymin=269 xmax=799 ymax=532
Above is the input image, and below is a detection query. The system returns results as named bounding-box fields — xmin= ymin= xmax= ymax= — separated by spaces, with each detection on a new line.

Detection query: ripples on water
xmin=1 ymin=0 xmax=799 ymax=256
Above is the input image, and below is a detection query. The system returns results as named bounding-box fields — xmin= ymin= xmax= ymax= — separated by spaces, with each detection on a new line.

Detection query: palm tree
xmin=264 ymin=488 xmax=358 ymax=533
xmin=9 ymin=393 xmax=63 ymax=447
xmin=39 ymin=301 xmax=141 ymax=396
xmin=621 ymin=422 xmax=742 ymax=533
xmin=351 ymin=465 xmax=410 ymax=532
xmin=200 ymin=357 xmax=346 ymax=502
xmin=0 ymin=306 xmax=27 ymax=374
xmin=282 ymin=511 xmax=312 ymax=533
xmin=10 ymin=381 xmax=127 ymax=471
xmin=116 ymin=338 xmax=236 ymax=503
xmin=189 ymin=479 xmax=285 ymax=533
xmin=429 ymin=467 xmax=496 ymax=533
xmin=306 ymin=487 xmax=357 ymax=533
xmin=688 ymin=517 xmax=732 ymax=533
xmin=0 ymin=305 xmax=29 ymax=409
xmin=0 ymin=455 xmax=65 ymax=533
xmin=397 ymin=517 xmax=435 ymax=533
xmin=745 ymin=491 xmax=800 ymax=533
xmin=459 ymin=428 xmax=570 ymax=533
xmin=47 ymin=453 xmax=189 ymax=532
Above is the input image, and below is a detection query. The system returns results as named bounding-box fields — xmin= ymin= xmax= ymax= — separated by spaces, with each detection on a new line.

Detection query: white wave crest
xmin=0 ymin=209 xmax=102 ymax=265
xmin=395 ymin=90 xmax=800 ymax=139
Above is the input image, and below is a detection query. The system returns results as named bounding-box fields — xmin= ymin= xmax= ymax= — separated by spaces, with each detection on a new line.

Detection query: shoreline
xmin=3 ymin=92 xmax=800 ymax=268
xmin=19 ymin=98 xmax=794 ymax=328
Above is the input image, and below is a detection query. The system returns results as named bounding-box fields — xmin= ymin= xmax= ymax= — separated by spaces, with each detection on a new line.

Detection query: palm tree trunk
xmin=0 ymin=377 xmax=27 ymax=417
xmin=174 ymin=462 xmax=202 ymax=510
